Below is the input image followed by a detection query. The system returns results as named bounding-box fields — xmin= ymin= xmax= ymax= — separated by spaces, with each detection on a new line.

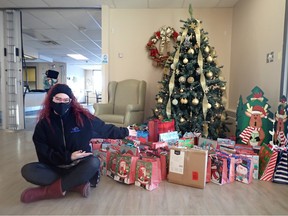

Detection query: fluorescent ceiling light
xmin=67 ymin=54 xmax=88 ymax=60
xmin=24 ymin=54 xmax=37 ymax=60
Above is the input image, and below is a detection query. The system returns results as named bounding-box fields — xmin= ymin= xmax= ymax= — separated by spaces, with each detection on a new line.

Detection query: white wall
xmin=229 ymin=0 xmax=286 ymax=113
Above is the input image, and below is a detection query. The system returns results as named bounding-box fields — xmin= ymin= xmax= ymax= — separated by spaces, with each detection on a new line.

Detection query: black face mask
xmin=51 ymin=101 xmax=71 ymax=116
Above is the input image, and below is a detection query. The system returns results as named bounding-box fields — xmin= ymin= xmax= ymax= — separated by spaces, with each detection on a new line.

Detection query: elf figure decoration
xmin=273 ymin=96 xmax=288 ymax=147
xmin=236 ymin=86 xmax=273 ymax=146
xmin=152 ymin=5 xmax=228 ymax=139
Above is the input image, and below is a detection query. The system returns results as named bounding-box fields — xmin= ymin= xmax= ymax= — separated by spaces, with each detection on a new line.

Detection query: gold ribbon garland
xmin=166 ymin=28 xmax=189 ymax=117
xmin=195 ymin=20 xmax=209 ymax=121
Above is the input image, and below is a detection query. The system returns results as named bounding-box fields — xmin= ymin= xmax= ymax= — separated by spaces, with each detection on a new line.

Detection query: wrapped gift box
xmin=168 ymin=147 xmax=208 ymax=189
xmin=148 ymin=119 xmax=175 ymax=142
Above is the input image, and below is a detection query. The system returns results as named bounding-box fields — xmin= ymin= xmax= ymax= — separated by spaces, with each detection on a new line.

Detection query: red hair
xmin=38 ymin=84 xmax=94 ymax=127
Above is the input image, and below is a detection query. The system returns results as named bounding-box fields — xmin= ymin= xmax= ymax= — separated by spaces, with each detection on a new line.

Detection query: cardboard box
xmin=168 ymin=147 xmax=208 ymax=189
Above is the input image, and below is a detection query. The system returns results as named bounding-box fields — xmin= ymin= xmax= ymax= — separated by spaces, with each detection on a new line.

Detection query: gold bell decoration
xmin=207 ymin=103 xmax=212 ymax=109
xmin=214 ymin=102 xmax=220 ymax=109
xmin=183 ymin=58 xmax=189 ymax=64
xmin=180 ymin=88 xmax=184 ymax=93
xmin=220 ymin=85 xmax=226 ymax=91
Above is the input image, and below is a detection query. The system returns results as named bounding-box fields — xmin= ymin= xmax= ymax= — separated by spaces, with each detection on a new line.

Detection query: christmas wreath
xmin=146 ymin=26 xmax=178 ymax=67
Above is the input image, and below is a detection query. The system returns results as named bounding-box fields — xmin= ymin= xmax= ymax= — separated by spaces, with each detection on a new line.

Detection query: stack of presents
xmin=91 ymin=86 xmax=288 ymax=191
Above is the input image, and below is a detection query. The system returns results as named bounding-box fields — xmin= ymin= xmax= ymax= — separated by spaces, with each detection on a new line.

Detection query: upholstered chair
xmin=93 ymin=79 xmax=147 ymax=127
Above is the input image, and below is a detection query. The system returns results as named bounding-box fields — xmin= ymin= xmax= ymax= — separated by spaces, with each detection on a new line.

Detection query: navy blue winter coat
xmin=32 ymin=110 xmax=128 ymax=167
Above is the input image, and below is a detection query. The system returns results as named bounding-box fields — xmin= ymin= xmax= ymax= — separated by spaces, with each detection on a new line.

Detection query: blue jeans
xmin=21 ymin=155 xmax=100 ymax=191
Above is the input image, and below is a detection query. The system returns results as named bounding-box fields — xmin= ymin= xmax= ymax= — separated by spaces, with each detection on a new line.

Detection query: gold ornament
xmin=177 ymin=35 xmax=181 ymax=41
xmin=180 ymin=98 xmax=188 ymax=104
xmin=183 ymin=58 xmax=189 ymax=64
xmin=157 ymin=97 xmax=163 ymax=103
xmin=180 ymin=117 xmax=185 ymax=123
xmin=207 ymin=103 xmax=212 ymax=109
xmin=215 ymin=102 xmax=220 ymax=109
xmin=206 ymin=71 xmax=213 ymax=79
xmin=187 ymin=77 xmax=194 ymax=83
xmin=192 ymin=98 xmax=199 ymax=105
xmin=170 ymin=64 xmax=176 ymax=70
xmin=179 ymin=76 xmax=186 ymax=83
xmin=155 ymin=108 xmax=158 ymax=112
xmin=207 ymin=56 xmax=213 ymax=63
xmin=196 ymin=68 xmax=201 ymax=74
xmin=188 ymin=48 xmax=194 ymax=54
xmin=175 ymin=69 xmax=180 ymax=75
xmin=220 ymin=86 xmax=226 ymax=91
xmin=204 ymin=46 xmax=210 ymax=53
xmin=180 ymin=88 xmax=184 ymax=93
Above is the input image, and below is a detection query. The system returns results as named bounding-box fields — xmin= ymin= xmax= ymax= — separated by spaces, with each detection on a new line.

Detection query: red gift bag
xmin=135 ymin=157 xmax=162 ymax=191
xmin=114 ymin=154 xmax=138 ymax=184
xmin=259 ymin=144 xmax=275 ymax=179
xmin=210 ymin=154 xmax=228 ymax=185
xmin=260 ymin=150 xmax=278 ymax=181
xmin=148 ymin=119 xmax=175 ymax=142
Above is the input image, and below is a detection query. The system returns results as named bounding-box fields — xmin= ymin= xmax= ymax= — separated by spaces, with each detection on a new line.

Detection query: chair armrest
xmin=126 ymin=104 xmax=143 ymax=112
xmin=93 ymin=103 xmax=113 ymax=115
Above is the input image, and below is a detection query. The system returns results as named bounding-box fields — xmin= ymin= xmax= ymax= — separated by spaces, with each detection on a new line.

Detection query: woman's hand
xmin=127 ymin=126 xmax=137 ymax=137
xmin=71 ymin=150 xmax=93 ymax=161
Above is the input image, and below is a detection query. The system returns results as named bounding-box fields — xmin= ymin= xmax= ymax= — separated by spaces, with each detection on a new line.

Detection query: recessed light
xmin=67 ymin=54 xmax=88 ymax=60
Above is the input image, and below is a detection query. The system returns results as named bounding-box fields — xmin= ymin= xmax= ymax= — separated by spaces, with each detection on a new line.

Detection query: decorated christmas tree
xmin=152 ymin=6 xmax=228 ymax=139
